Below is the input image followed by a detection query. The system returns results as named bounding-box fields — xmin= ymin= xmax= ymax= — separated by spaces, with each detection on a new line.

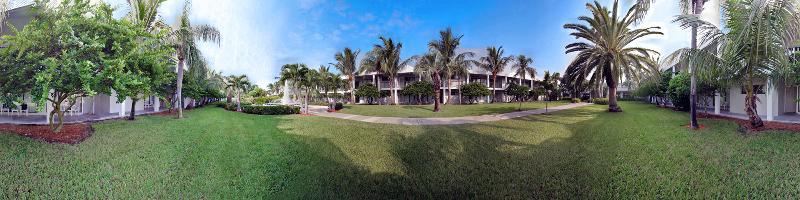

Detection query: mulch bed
xmin=699 ymin=113 xmax=800 ymax=133
xmin=0 ymin=123 xmax=93 ymax=144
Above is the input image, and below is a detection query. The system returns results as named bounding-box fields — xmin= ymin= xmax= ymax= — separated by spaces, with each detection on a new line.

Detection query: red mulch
xmin=0 ymin=123 xmax=93 ymax=144
xmin=149 ymin=110 xmax=178 ymax=117
xmin=699 ymin=113 xmax=800 ymax=133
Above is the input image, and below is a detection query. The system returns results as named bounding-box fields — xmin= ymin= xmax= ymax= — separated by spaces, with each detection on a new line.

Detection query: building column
xmin=154 ymin=97 xmax=160 ymax=112
xmin=714 ymin=92 xmax=721 ymax=114
xmin=119 ymin=97 xmax=126 ymax=117
xmin=466 ymin=75 xmax=470 ymax=84
xmin=393 ymin=77 xmax=399 ymax=104
xmin=766 ymin=80 xmax=775 ymax=121
xmin=486 ymin=74 xmax=491 ymax=102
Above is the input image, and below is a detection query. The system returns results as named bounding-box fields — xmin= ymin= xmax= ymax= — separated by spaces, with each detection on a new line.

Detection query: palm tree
xmin=429 ymin=28 xmax=465 ymax=105
xmin=225 ymin=75 xmax=249 ymax=111
xmin=667 ymin=0 xmax=800 ymax=128
xmin=678 ymin=0 xmax=709 ymax=129
xmin=449 ymin=53 xmax=478 ymax=104
xmin=169 ymin=1 xmax=221 ymax=119
xmin=478 ymin=46 xmax=513 ymax=103
xmin=361 ymin=37 xmax=412 ymax=105
xmin=333 ymin=48 xmax=360 ymax=104
xmin=413 ymin=52 xmax=444 ymax=110
xmin=513 ymin=55 xmax=536 ymax=88
xmin=317 ymin=65 xmax=334 ymax=102
xmin=563 ymin=0 xmax=662 ymax=112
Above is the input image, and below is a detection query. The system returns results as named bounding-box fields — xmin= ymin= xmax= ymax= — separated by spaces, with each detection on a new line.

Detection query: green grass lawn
xmin=3 ymin=102 xmax=800 ymax=198
xmin=338 ymin=101 xmax=569 ymax=118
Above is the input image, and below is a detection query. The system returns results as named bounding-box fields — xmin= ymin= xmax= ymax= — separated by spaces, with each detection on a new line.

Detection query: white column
xmin=466 ymin=75 xmax=470 ymax=84
xmin=486 ymin=74 xmax=491 ymax=102
xmin=796 ymin=86 xmax=799 ymax=114
xmin=393 ymin=77 xmax=399 ymax=104
xmin=766 ymin=80 xmax=775 ymax=121
xmin=45 ymin=99 xmax=51 ymax=123
xmin=714 ymin=92 xmax=721 ymax=114
xmin=154 ymin=97 xmax=160 ymax=112
xmin=119 ymin=98 xmax=126 ymax=117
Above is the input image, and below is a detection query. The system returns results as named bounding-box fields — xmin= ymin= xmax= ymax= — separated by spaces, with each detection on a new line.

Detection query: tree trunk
xmin=433 ymin=72 xmax=442 ymax=112
xmin=492 ymin=74 xmax=499 ymax=103
xmin=745 ymin=76 xmax=764 ymax=128
xmin=349 ymin=76 xmax=355 ymax=104
xmin=689 ymin=2 xmax=700 ymax=129
xmin=176 ymin=57 xmax=185 ymax=119
xmin=447 ymin=78 xmax=453 ymax=105
xmin=128 ymin=99 xmax=138 ymax=120
xmin=236 ymin=89 xmax=242 ymax=111
xmin=608 ymin=83 xmax=622 ymax=112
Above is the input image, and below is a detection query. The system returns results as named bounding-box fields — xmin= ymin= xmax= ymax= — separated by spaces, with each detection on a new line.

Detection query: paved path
xmin=308 ymin=103 xmax=591 ymax=125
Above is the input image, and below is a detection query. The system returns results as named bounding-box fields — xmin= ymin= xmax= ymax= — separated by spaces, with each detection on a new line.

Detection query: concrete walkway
xmin=308 ymin=103 xmax=591 ymax=125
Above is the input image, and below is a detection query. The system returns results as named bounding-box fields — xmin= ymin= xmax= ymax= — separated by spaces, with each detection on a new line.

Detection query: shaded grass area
xmin=338 ymin=101 xmax=569 ymax=118
xmin=3 ymin=102 xmax=800 ymax=198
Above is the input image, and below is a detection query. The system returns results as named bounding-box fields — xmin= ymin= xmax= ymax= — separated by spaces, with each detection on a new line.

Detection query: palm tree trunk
xmin=176 ymin=57 xmax=185 ymax=119
xmin=236 ymin=89 xmax=242 ymax=111
xmin=433 ymin=72 xmax=442 ymax=112
xmin=608 ymin=82 xmax=622 ymax=112
xmin=689 ymin=2 xmax=700 ymax=129
xmin=491 ymin=74 xmax=498 ymax=103
xmin=349 ymin=76 xmax=355 ymax=104
xmin=447 ymin=78 xmax=453 ymax=105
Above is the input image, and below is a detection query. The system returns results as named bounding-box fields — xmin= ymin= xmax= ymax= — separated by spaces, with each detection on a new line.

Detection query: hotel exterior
xmin=349 ymin=49 xmax=537 ymax=104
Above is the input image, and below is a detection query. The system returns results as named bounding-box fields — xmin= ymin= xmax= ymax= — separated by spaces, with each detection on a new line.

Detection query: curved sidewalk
xmin=309 ymin=103 xmax=591 ymax=125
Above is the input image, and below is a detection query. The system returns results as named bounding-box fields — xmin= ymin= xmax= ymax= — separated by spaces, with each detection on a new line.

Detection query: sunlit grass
xmin=338 ymin=101 xmax=569 ymax=118
xmin=2 ymin=102 xmax=800 ymax=198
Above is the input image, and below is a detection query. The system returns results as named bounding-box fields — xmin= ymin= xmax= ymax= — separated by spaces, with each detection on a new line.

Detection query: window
xmin=741 ymin=85 xmax=765 ymax=94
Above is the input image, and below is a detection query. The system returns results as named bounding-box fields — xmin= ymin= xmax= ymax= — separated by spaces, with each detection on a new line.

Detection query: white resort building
xmin=349 ymin=49 xmax=538 ymax=104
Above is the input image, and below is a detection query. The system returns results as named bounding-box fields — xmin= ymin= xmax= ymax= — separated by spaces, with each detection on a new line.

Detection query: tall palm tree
xmin=677 ymin=0 xmax=709 ymax=129
xmin=169 ymin=1 xmax=221 ymax=119
xmin=317 ymin=65 xmax=334 ymax=102
xmin=333 ymin=47 xmax=360 ymax=104
xmin=225 ymin=75 xmax=249 ymax=111
xmin=563 ymin=0 xmax=662 ymax=112
xmin=513 ymin=55 xmax=536 ymax=86
xmin=429 ymin=28 xmax=465 ymax=105
xmin=361 ymin=37 xmax=412 ymax=105
xmin=413 ymin=52 xmax=444 ymax=110
xmin=479 ymin=46 xmax=513 ymax=103
xmin=449 ymin=53 xmax=478 ymax=104
xmin=667 ymin=0 xmax=800 ymax=128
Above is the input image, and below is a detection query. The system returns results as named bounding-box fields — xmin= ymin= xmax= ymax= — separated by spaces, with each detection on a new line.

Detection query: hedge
xmin=241 ymin=105 xmax=300 ymax=115
xmin=571 ymin=98 xmax=581 ymax=103
xmin=592 ymin=98 xmax=609 ymax=105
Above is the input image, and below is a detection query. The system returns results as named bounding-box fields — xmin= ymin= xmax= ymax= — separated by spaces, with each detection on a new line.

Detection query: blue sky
xmin=103 ymin=0 xmax=696 ymax=88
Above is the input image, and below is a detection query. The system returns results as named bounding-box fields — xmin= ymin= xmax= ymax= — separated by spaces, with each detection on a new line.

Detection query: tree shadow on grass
xmin=273 ymin=105 xmax=621 ymax=199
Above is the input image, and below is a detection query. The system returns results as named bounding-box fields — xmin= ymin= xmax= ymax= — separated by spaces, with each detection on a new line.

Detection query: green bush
xmin=592 ymin=98 xmax=609 ymax=105
xmin=252 ymin=97 xmax=269 ymax=105
xmin=461 ymin=82 xmax=491 ymax=104
xmin=241 ymin=105 xmax=300 ymax=115
xmin=668 ymin=73 xmax=691 ymax=111
xmin=355 ymin=84 xmax=380 ymax=104
xmin=334 ymin=102 xmax=343 ymax=110
xmin=571 ymin=98 xmax=581 ymax=103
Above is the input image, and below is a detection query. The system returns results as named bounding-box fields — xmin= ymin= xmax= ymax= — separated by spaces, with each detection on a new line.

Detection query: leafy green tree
xmin=478 ymin=46 xmax=513 ymax=103
xmin=506 ymin=83 xmax=530 ymax=110
xmin=114 ymin=32 xmax=174 ymax=120
xmin=460 ymin=83 xmax=491 ymax=104
xmin=564 ymin=0 xmax=662 ymax=112
xmin=512 ymin=55 xmax=536 ymax=86
xmin=355 ymin=84 xmax=380 ymax=105
xmin=0 ymin=0 xmax=150 ymax=131
xmin=401 ymin=81 xmax=435 ymax=105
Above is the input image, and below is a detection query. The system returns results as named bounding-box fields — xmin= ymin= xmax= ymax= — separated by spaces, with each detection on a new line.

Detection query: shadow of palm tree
xmin=273 ymin=104 xmax=622 ymax=199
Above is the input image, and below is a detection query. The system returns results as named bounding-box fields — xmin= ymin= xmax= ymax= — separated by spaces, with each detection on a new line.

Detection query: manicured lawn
xmin=338 ymin=101 xmax=569 ymax=118
xmin=3 ymin=102 xmax=800 ymax=198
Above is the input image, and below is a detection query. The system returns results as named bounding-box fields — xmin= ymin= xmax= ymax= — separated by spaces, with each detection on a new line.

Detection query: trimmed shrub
xmin=461 ymin=82 xmax=491 ymax=104
xmin=571 ymin=98 xmax=581 ymax=103
xmin=252 ymin=97 xmax=268 ymax=105
xmin=334 ymin=102 xmax=343 ymax=110
xmin=592 ymin=98 xmax=609 ymax=105
xmin=241 ymin=105 xmax=300 ymax=115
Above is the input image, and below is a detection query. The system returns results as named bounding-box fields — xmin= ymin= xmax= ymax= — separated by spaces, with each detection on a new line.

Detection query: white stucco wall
xmin=728 ymin=82 xmax=782 ymax=117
